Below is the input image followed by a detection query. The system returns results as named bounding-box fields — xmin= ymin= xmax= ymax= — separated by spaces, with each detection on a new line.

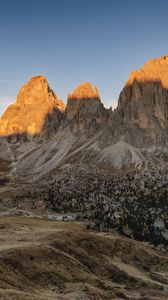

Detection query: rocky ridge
xmin=1 ymin=55 xmax=168 ymax=173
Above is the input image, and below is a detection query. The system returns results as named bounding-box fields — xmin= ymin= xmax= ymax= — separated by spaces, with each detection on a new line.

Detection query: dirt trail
xmin=0 ymin=216 xmax=168 ymax=300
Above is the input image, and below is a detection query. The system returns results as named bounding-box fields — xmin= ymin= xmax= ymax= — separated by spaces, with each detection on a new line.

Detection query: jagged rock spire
xmin=68 ymin=82 xmax=100 ymax=101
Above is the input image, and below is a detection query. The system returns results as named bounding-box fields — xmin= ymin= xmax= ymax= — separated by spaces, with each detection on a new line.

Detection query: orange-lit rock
xmin=66 ymin=82 xmax=109 ymax=132
xmin=117 ymin=55 xmax=168 ymax=146
xmin=119 ymin=55 xmax=168 ymax=109
xmin=1 ymin=55 xmax=168 ymax=148
xmin=68 ymin=82 xmax=100 ymax=101
xmin=0 ymin=76 xmax=65 ymax=141
xmin=126 ymin=55 xmax=168 ymax=88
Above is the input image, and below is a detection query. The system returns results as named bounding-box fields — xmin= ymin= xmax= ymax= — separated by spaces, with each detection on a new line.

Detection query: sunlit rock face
xmin=1 ymin=55 xmax=168 ymax=148
xmin=66 ymin=82 xmax=109 ymax=133
xmin=117 ymin=55 xmax=168 ymax=146
xmin=0 ymin=76 xmax=65 ymax=142
xmin=68 ymin=82 xmax=100 ymax=101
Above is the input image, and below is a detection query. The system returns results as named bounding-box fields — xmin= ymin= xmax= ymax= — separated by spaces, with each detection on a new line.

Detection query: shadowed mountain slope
xmin=1 ymin=55 xmax=168 ymax=176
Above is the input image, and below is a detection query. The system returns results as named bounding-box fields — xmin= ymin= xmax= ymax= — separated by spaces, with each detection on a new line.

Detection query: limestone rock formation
xmin=1 ymin=55 xmax=168 ymax=172
xmin=118 ymin=55 xmax=168 ymax=147
xmin=68 ymin=82 xmax=100 ymax=101
xmin=0 ymin=76 xmax=65 ymax=142
xmin=66 ymin=82 xmax=109 ymax=133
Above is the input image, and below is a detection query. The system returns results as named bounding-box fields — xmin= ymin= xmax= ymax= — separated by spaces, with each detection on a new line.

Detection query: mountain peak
xmin=31 ymin=75 xmax=46 ymax=80
xmin=126 ymin=55 xmax=168 ymax=88
xmin=0 ymin=75 xmax=65 ymax=140
xmin=117 ymin=54 xmax=168 ymax=146
xmin=16 ymin=75 xmax=64 ymax=110
xmin=66 ymin=82 xmax=107 ymax=130
xmin=68 ymin=82 xmax=100 ymax=101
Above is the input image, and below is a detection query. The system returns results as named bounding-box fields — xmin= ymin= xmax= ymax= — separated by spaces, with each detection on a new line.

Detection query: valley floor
xmin=0 ymin=216 xmax=168 ymax=300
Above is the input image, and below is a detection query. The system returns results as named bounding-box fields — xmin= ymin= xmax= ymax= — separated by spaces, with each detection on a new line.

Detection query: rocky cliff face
xmin=118 ymin=55 xmax=168 ymax=146
xmin=66 ymin=82 xmax=110 ymax=133
xmin=0 ymin=76 xmax=65 ymax=142
xmin=2 ymin=55 xmax=168 ymax=147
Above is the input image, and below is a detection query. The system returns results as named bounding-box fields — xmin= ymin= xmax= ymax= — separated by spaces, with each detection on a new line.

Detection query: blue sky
xmin=0 ymin=0 xmax=168 ymax=114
